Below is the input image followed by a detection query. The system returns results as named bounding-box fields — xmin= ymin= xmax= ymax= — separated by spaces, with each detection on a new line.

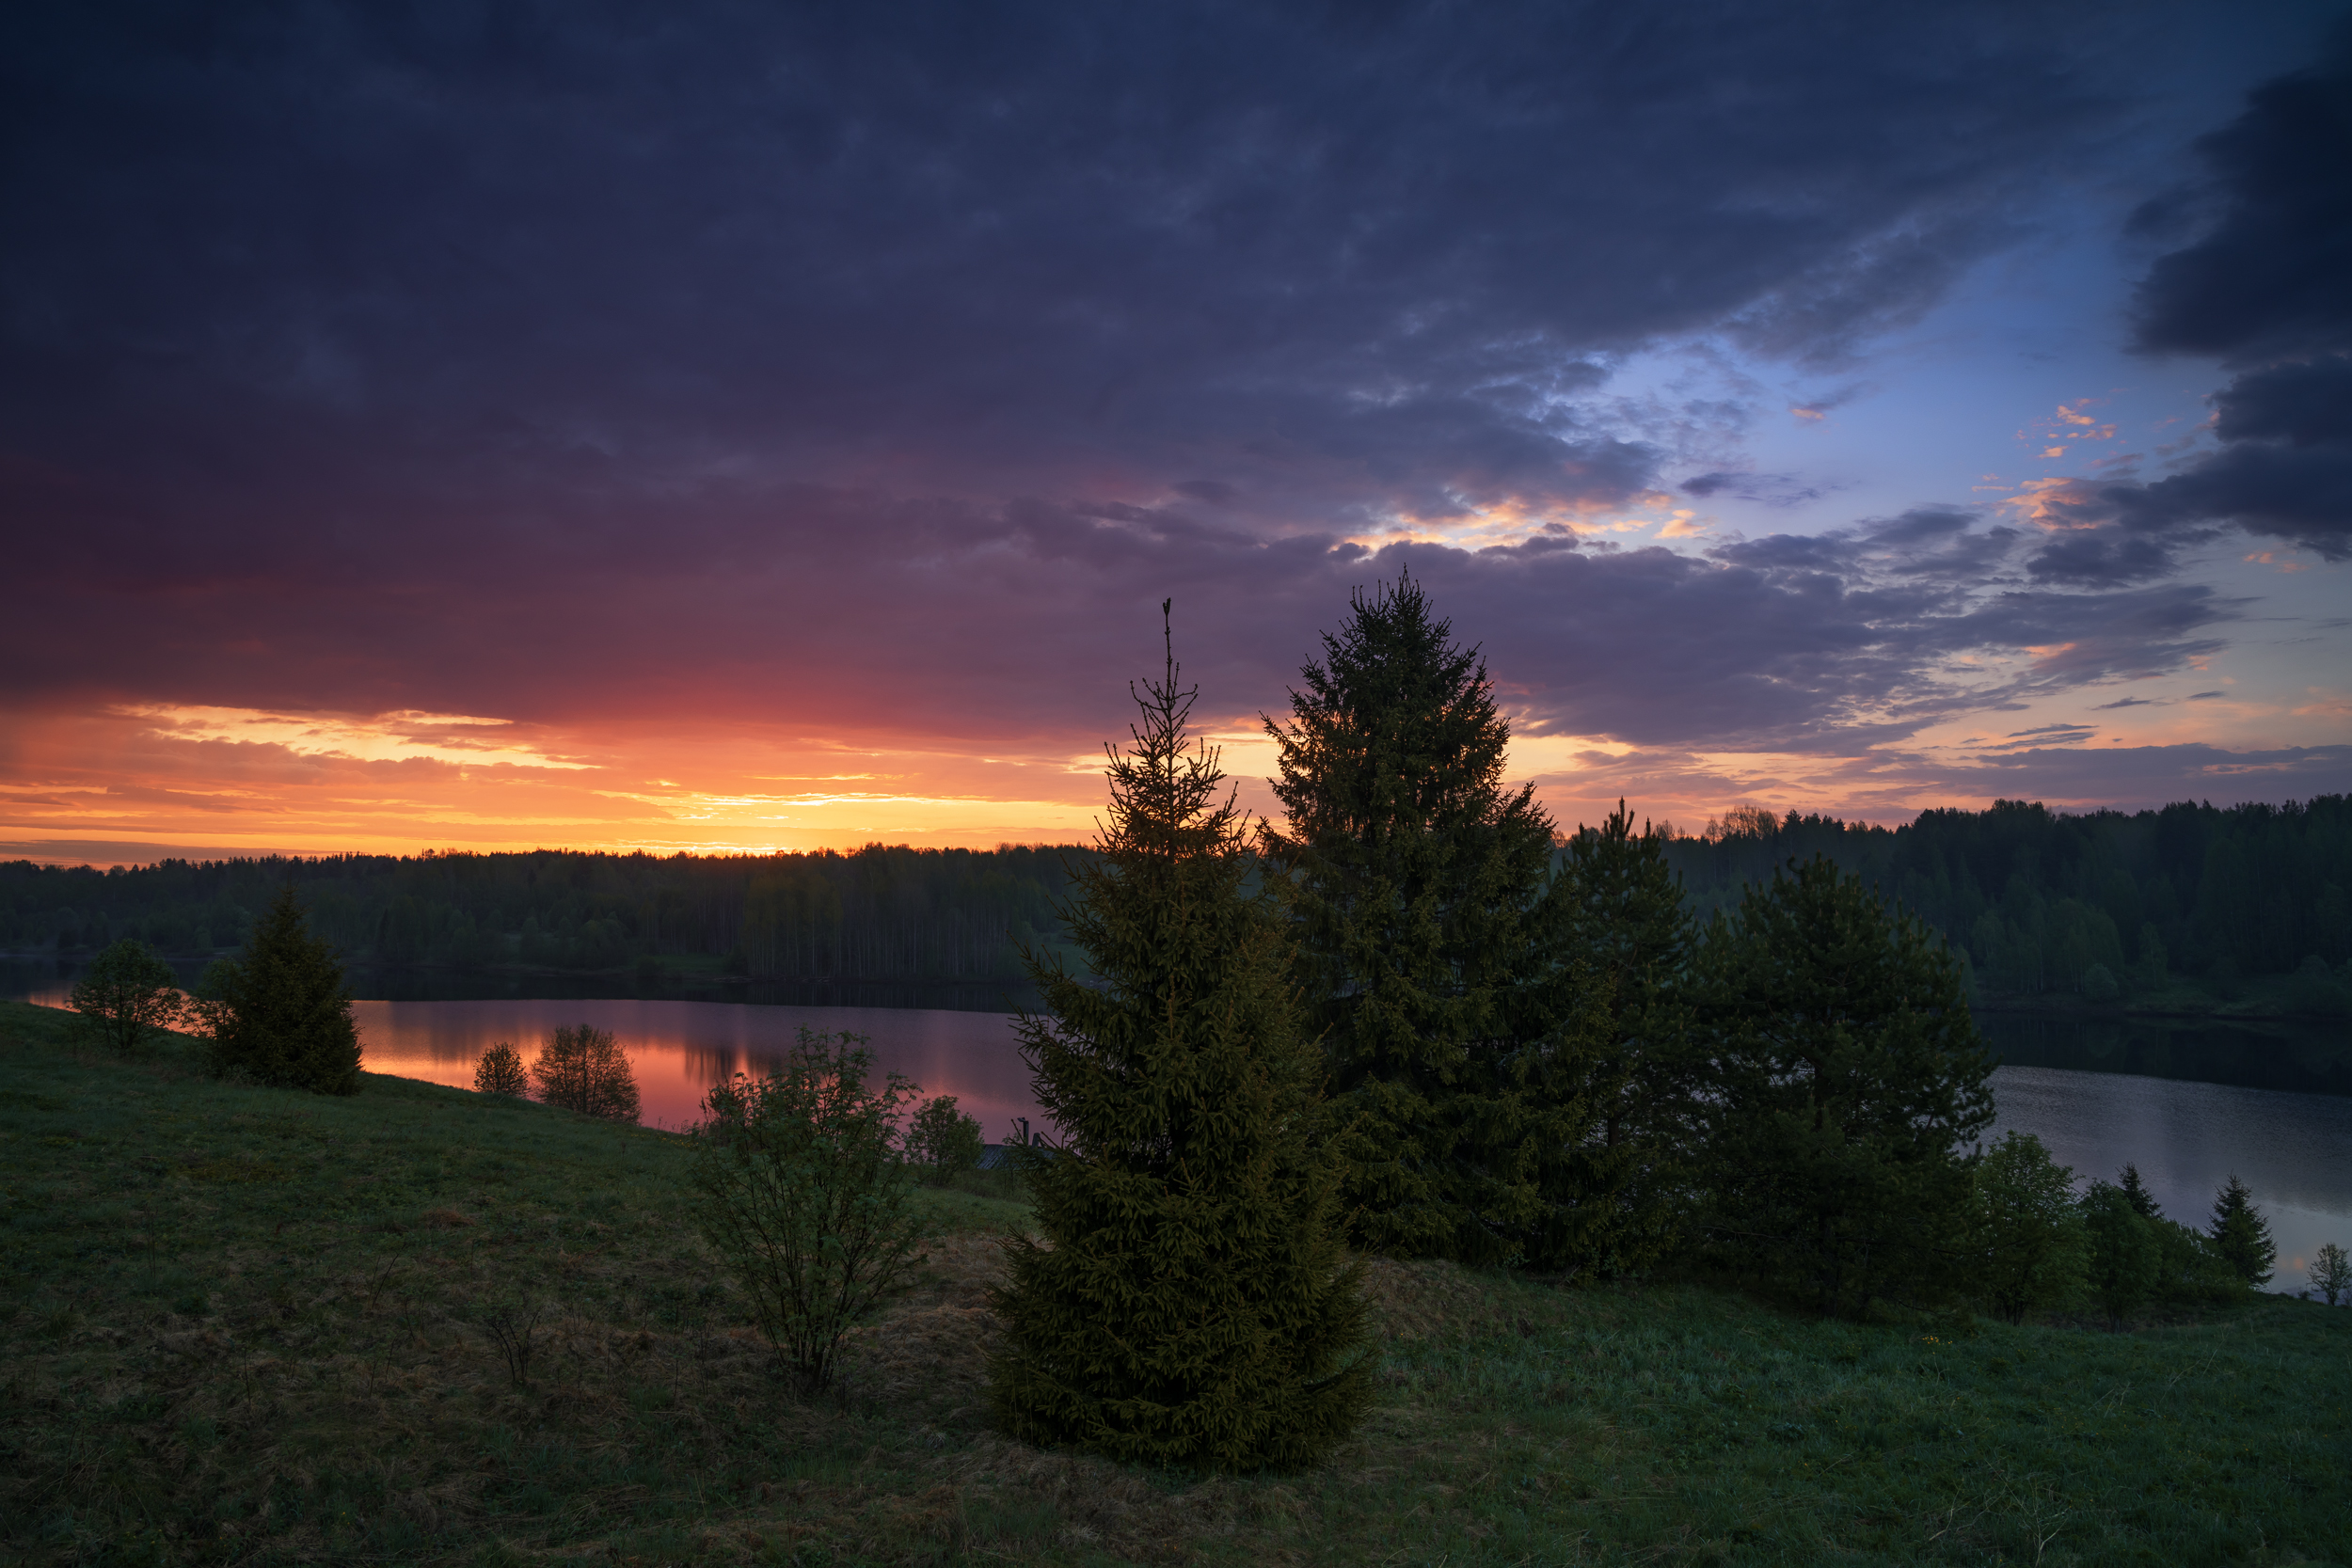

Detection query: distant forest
xmin=1663 ymin=795 xmax=2352 ymax=1002
xmin=0 ymin=844 xmax=1080 ymax=984
xmin=5 ymin=794 xmax=2349 ymax=1004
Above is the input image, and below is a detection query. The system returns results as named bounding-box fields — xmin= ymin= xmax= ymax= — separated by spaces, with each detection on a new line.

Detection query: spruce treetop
xmin=1263 ymin=567 xmax=1542 ymax=857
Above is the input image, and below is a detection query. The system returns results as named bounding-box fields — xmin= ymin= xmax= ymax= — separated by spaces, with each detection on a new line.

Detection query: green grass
xmin=3 ymin=997 xmax=2346 ymax=1566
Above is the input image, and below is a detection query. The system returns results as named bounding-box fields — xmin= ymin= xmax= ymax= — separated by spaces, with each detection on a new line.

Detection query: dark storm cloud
xmin=0 ymin=1 xmax=2298 ymax=759
xmin=0 ymin=2 xmax=2167 ymax=525
xmin=1678 ymin=471 xmax=1824 ymax=507
xmin=2041 ymin=31 xmax=2352 ymax=566
xmin=2130 ymin=28 xmax=2352 ymax=364
xmin=2214 ymin=356 xmax=2352 ymax=445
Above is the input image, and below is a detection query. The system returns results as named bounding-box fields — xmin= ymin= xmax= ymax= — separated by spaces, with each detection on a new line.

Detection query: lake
xmin=8 ymin=960 xmax=2348 ymax=1293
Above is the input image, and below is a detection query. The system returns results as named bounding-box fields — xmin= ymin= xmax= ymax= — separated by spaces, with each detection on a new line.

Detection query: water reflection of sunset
xmin=351 ymin=997 xmax=1040 ymax=1136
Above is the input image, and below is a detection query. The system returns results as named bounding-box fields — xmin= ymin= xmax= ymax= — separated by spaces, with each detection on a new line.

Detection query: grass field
xmin=2 ymin=997 xmax=2345 ymax=1566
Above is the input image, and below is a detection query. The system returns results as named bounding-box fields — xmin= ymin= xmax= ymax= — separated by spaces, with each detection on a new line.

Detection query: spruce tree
xmin=1262 ymin=570 xmax=1597 ymax=1266
xmin=1696 ymin=855 xmax=1993 ymax=1317
xmin=199 ymin=886 xmax=362 ymax=1095
xmin=2117 ymin=1163 xmax=2162 ymax=1218
xmin=2207 ymin=1174 xmax=2276 ymax=1287
xmin=1546 ymin=801 xmax=1699 ymax=1275
xmin=988 ymin=605 xmax=1370 ymax=1470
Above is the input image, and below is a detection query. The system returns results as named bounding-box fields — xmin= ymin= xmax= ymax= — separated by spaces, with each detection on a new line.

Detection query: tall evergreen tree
xmin=198 ymin=886 xmax=362 ymax=1095
xmin=1547 ymin=801 xmax=1700 ymax=1275
xmin=1262 ymin=571 xmax=1597 ymax=1266
xmin=989 ymin=606 xmax=1370 ymax=1470
xmin=1696 ymin=855 xmax=1993 ymax=1317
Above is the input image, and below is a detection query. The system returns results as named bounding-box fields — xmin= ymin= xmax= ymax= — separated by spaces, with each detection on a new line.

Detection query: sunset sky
xmin=5 ymin=3 xmax=2348 ymax=863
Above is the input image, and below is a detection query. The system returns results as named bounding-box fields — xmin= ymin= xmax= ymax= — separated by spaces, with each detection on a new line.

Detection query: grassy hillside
xmin=3 ymin=998 xmax=2345 ymax=1566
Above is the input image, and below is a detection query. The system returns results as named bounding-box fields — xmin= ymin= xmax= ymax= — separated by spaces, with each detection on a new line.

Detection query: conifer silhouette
xmin=988 ymin=602 xmax=1370 ymax=1470
xmin=199 ymin=886 xmax=362 ymax=1094
xmin=1549 ymin=801 xmax=1702 ymax=1274
xmin=1263 ymin=570 xmax=1599 ymax=1265
xmin=2207 ymin=1174 xmax=2276 ymax=1287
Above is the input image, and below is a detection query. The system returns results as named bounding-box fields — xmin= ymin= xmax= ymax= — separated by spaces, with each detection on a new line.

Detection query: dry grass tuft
xmin=420 ymin=1206 xmax=476 ymax=1228
xmin=1355 ymin=1255 xmax=1516 ymax=1344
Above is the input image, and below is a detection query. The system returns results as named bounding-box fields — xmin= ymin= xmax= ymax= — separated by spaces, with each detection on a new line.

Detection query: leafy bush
xmin=473 ymin=1042 xmax=529 ymax=1097
xmin=904 ymin=1094 xmax=985 ymax=1186
xmin=2312 ymin=1241 xmax=2350 ymax=1306
xmin=68 ymin=939 xmax=184 ymax=1055
xmin=1696 ymin=854 xmax=1994 ymax=1318
xmin=2110 ymin=1164 xmax=2241 ymax=1305
xmin=531 ymin=1023 xmax=640 ymax=1121
xmin=2150 ymin=1216 xmax=2245 ymax=1304
xmin=2080 ymin=962 xmax=2120 ymax=1004
xmin=2081 ymin=1180 xmax=2158 ymax=1329
xmin=1967 ymin=1132 xmax=2086 ymax=1323
xmin=689 ymin=1027 xmax=927 ymax=1394
xmin=195 ymin=888 xmax=362 ymax=1095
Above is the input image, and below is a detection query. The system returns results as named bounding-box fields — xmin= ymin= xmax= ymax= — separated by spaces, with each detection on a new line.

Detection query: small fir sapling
xmin=473 ymin=1041 xmax=529 ymax=1097
xmin=194 ymin=886 xmax=362 ymax=1095
xmin=531 ymin=1023 xmax=641 ymax=1121
xmin=2207 ymin=1174 xmax=2277 ymax=1287
xmin=689 ymin=1027 xmax=928 ymax=1395
xmin=68 ymin=938 xmax=185 ymax=1056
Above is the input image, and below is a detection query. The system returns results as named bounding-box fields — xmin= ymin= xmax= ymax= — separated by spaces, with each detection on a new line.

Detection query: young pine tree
xmin=989 ymin=605 xmax=1370 ymax=1471
xmin=1696 ymin=855 xmax=1993 ymax=1317
xmin=2207 ymin=1174 xmax=2276 ymax=1288
xmin=1546 ymin=800 xmax=1699 ymax=1275
xmin=1262 ymin=570 xmax=1599 ymax=1266
xmin=199 ymin=886 xmax=362 ymax=1094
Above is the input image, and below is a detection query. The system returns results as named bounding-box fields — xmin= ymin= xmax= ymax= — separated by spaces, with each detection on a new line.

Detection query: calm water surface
xmin=10 ymin=963 xmax=2348 ymax=1293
